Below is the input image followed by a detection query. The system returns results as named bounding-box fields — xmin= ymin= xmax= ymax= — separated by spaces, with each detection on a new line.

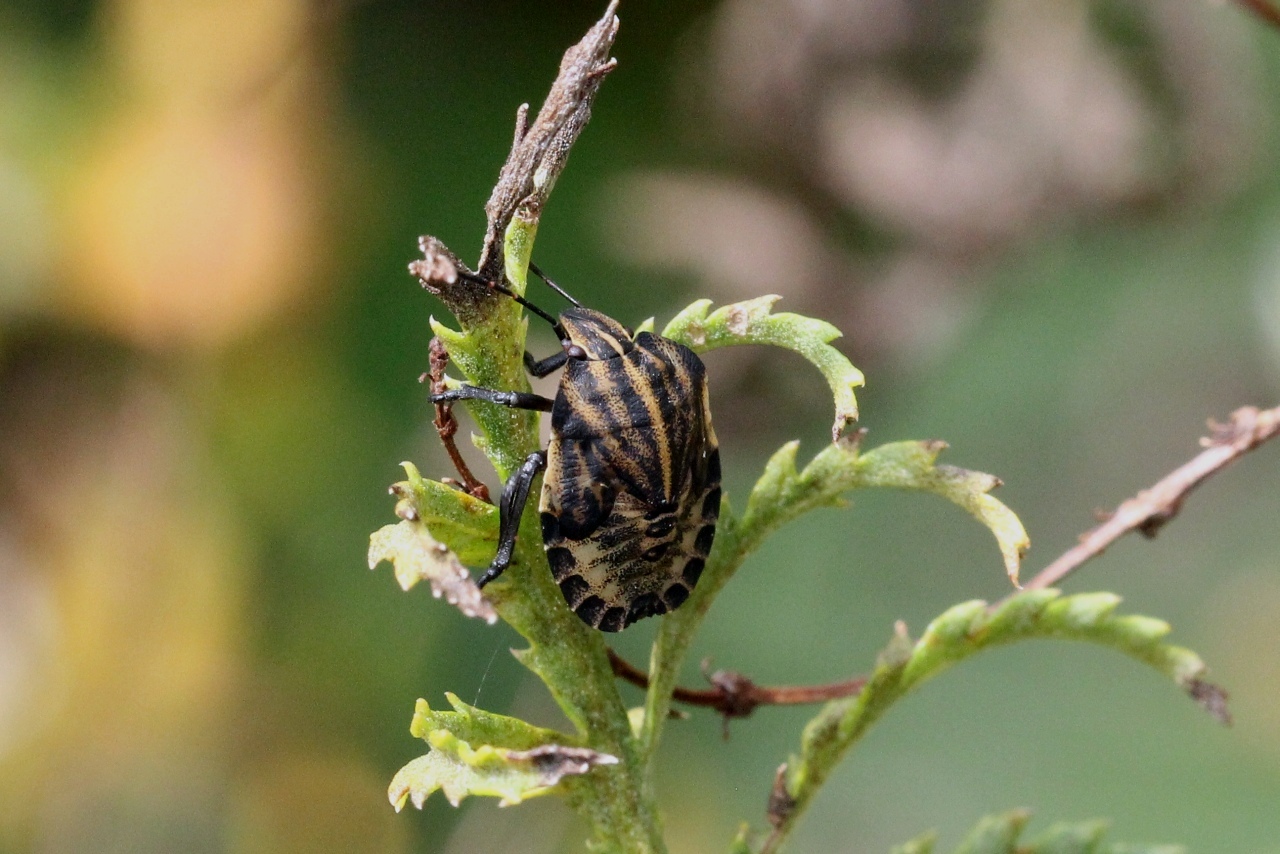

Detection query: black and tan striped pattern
xmin=539 ymin=329 xmax=720 ymax=631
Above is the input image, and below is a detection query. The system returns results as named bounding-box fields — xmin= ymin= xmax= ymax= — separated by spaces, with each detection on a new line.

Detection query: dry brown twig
xmin=1017 ymin=404 xmax=1280 ymax=595
xmin=409 ymin=3 xmax=619 ymax=491
xmin=477 ymin=0 xmax=618 ymax=281
xmin=608 ymin=649 xmax=866 ymax=736
xmin=612 ymin=404 xmax=1280 ymax=721
xmin=423 ymin=338 xmax=491 ymax=503
xmin=408 ymin=0 xmax=619 ymax=316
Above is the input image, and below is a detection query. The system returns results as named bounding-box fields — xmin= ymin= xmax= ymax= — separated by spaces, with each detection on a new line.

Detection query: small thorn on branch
xmin=607 ymin=649 xmax=866 ymax=736
xmin=1188 ymin=678 xmax=1233 ymax=726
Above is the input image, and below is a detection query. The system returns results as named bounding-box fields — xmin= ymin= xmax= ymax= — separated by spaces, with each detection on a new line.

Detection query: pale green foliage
xmin=368 ymin=463 xmax=498 ymax=623
xmin=638 ymin=431 xmax=1030 ymax=763
xmin=388 ymin=696 xmax=616 ymax=810
xmin=375 ymin=257 xmax=1225 ymax=850
xmin=662 ymin=295 xmax=865 ymax=441
xmin=375 ymin=63 xmax=1223 ymax=854
xmin=891 ymin=811 xmax=1184 ymax=854
xmin=373 ymin=461 xmax=496 ymax=565
xmin=753 ymin=590 xmax=1225 ymax=851
xmin=745 ymin=438 xmax=1029 ymax=582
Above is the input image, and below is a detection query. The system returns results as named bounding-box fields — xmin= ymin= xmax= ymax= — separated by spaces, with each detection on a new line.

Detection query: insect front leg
xmin=524 ymin=349 xmax=568 ymax=378
xmin=430 ymin=385 xmax=554 ymax=411
xmin=477 ymin=450 xmax=548 ymax=588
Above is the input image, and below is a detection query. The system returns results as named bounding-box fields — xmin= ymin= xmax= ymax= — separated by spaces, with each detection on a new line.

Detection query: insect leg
xmin=431 ymin=385 xmax=554 ymax=411
xmin=524 ymin=349 xmax=568 ymax=378
xmin=477 ymin=450 xmax=548 ymax=588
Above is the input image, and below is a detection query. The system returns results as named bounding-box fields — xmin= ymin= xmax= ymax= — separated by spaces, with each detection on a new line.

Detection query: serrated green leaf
xmin=888 ymin=814 xmax=1184 ymax=854
xmin=368 ymin=521 xmax=497 ymax=625
xmin=662 ymin=296 xmax=864 ymax=441
xmin=409 ymin=693 xmax=569 ymax=749
xmin=891 ymin=831 xmax=937 ymax=854
xmin=388 ymin=729 xmax=618 ymax=810
xmin=741 ymin=440 xmax=1028 ymax=585
xmin=852 ymin=442 xmax=1030 ymax=585
xmin=762 ymin=591 xmax=1228 ymax=850
xmin=954 ymin=810 xmax=1029 ymax=854
xmin=383 ymin=461 xmax=497 ymax=565
xmin=642 ymin=438 xmax=1028 ymax=765
xmin=390 ymin=692 xmax=613 ymax=812
xmin=1025 ymin=818 xmax=1108 ymax=853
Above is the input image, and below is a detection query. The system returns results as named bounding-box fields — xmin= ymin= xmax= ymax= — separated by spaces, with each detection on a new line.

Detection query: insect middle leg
xmin=427 ymin=385 xmax=553 ymax=587
xmin=478 ymin=450 xmax=548 ymax=588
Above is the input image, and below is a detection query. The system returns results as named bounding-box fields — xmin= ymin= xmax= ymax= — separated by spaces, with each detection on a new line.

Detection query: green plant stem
xmin=446 ymin=217 xmax=665 ymax=852
xmin=639 ymin=442 xmax=821 ymax=761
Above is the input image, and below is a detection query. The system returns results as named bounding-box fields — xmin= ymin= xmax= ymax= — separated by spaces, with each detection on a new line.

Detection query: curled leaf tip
xmin=783 ymin=589 xmax=1226 ymax=838
xmin=836 ymin=426 xmax=867 ymax=452
xmin=660 ymin=296 xmax=864 ymax=446
xmin=369 ymin=521 xmax=498 ymax=624
xmin=1186 ymin=678 xmax=1232 ymax=726
xmin=766 ymin=763 xmax=796 ymax=829
xmin=852 ymin=443 xmax=1029 ymax=585
xmin=411 ymin=236 xmax=460 ymax=286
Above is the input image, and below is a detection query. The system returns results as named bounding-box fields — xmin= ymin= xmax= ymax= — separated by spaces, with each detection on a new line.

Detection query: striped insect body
xmin=430 ymin=276 xmax=721 ymax=631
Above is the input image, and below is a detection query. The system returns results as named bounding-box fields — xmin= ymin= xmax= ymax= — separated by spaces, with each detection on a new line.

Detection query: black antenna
xmin=529 ymin=262 xmax=582 ymax=308
xmin=456 ymin=268 xmax=566 ymax=338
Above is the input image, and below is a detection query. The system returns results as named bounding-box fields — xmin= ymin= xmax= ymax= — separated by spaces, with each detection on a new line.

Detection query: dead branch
xmin=423 ymin=337 xmax=491 ymax=502
xmin=1020 ymin=404 xmax=1280 ymax=594
xmin=409 ymin=3 xmax=619 ymax=315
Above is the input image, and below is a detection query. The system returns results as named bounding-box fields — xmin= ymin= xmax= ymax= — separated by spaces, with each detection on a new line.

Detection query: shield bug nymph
xmin=431 ymin=265 xmax=721 ymax=632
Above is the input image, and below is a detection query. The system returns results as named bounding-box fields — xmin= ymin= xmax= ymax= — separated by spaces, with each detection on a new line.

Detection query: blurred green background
xmin=1 ymin=1 xmax=1278 ymax=852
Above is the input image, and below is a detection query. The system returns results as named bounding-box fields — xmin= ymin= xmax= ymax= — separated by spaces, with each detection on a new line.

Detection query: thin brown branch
xmin=423 ymin=337 xmax=491 ymax=503
xmin=410 ymin=4 xmax=618 ymax=315
xmin=1236 ymin=0 xmax=1280 ymax=30
xmin=1020 ymin=405 xmax=1280 ymax=594
xmin=608 ymin=648 xmax=865 ymax=735
xmin=478 ymin=1 xmax=619 ymax=280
